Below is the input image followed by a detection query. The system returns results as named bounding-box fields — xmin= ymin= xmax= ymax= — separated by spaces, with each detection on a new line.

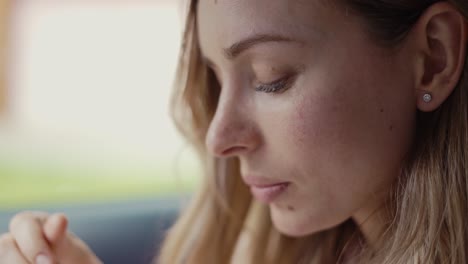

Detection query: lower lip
xmin=250 ymin=183 xmax=290 ymax=203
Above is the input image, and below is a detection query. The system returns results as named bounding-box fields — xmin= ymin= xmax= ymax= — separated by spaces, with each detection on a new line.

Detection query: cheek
xmin=287 ymin=59 xmax=415 ymax=171
xmin=286 ymin=66 xmax=414 ymax=197
xmin=287 ymin=81 xmax=357 ymax=164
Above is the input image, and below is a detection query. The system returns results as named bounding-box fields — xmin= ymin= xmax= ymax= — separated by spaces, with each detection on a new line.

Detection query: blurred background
xmin=0 ymin=0 xmax=199 ymax=209
xmin=0 ymin=2 xmax=206 ymax=263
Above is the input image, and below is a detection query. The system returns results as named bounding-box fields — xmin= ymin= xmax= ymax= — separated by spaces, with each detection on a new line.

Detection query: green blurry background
xmin=0 ymin=161 xmax=198 ymax=209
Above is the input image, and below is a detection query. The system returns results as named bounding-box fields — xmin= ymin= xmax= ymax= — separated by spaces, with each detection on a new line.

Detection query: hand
xmin=0 ymin=211 xmax=103 ymax=264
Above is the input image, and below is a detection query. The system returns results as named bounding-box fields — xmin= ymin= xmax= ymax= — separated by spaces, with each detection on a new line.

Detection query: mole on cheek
xmin=287 ymin=205 xmax=295 ymax=211
xmin=389 ymin=125 xmax=394 ymax=131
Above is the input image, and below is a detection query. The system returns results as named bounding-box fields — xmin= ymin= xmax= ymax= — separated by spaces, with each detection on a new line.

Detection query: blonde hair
xmin=156 ymin=0 xmax=468 ymax=263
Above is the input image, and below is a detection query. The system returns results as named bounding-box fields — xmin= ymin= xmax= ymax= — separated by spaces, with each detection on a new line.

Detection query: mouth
xmin=243 ymin=175 xmax=290 ymax=203
xmin=249 ymin=183 xmax=290 ymax=203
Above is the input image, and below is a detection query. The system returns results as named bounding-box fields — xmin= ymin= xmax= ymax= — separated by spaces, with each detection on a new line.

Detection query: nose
xmin=205 ymin=92 xmax=260 ymax=158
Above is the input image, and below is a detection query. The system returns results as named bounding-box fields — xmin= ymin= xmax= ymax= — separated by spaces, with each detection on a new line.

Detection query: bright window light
xmin=0 ymin=0 xmax=198 ymax=208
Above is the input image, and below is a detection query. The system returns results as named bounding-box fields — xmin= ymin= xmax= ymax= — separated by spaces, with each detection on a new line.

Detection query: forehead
xmin=196 ymin=0 xmax=334 ymax=55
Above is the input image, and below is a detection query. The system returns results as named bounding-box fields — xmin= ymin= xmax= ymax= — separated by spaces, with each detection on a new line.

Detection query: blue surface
xmin=0 ymin=197 xmax=183 ymax=264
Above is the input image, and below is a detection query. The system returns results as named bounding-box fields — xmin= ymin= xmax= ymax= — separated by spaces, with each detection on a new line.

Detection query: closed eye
xmin=255 ymin=75 xmax=295 ymax=93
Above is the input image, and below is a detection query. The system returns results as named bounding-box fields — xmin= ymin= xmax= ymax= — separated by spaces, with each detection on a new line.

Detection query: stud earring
xmin=423 ymin=93 xmax=432 ymax=103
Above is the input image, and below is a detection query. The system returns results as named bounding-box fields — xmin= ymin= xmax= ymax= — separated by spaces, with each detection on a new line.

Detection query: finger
xmin=53 ymin=231 xmax=101 ymax=263
xmin=30 ymin=211 xmax=50 ymax=224
xmin=44 ymin=214 xmax=101 ymax=264
xmin=9 ymin=211 xmax=56 ymax=264
xmin=43 ymin=213 xmax=68 ymax=244
xmin=0 ymin=233 xmax=30 ymax=264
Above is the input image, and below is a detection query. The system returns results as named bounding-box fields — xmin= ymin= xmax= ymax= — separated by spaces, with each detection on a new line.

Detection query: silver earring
xmin=423 ymin=93 xmax=432 ymax=103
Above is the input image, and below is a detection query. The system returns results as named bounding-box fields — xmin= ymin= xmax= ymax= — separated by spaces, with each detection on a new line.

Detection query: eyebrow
xmin=224 ymin=34 xmax=300 ymax=59
xmin=202 ymin=33 xmax=302 ymax=68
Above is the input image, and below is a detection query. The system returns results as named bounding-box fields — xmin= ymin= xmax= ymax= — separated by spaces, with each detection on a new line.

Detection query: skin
xmin=1 ymin=212 xmax=101 ymax=264
xmin=199 ymin=0 xmax=467 ymax=247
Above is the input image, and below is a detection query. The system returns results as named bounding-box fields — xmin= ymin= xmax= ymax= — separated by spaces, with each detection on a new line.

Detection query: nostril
xmin=221 ymin=146 xmax=246 ymax=157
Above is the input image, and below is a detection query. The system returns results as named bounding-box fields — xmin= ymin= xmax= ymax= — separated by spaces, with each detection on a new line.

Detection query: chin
xmin=273 ymin=221 xmax=314 ymax=237
xmin=270 ymin=205 xmax=344 ymax=237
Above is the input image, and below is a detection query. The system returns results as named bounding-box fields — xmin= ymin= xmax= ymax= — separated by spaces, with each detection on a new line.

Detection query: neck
xmin=339 ymin=230 xmax=365 ymax=264
xmin=352 ymin=191 xmax=392 ymax=249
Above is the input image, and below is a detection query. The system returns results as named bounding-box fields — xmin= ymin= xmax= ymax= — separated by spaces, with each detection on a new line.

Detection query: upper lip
xmin=242 ymin=174 xmax=289 ymax=188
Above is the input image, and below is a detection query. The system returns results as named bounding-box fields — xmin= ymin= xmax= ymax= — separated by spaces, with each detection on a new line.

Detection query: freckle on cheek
xmin=380 ymin=108 xmax=384 ymax=113
xmin=287 ymin=205 xmax=295 ymax=211
xmin=291 ymin=101 xmax=307 ymax=144
xmin=389 ymin=125 xmax=394 ymax=131
xmin=297 ymin=103 xmax=305 ymax=120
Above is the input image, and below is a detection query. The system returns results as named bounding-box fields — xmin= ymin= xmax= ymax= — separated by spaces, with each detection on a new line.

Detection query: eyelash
xmin=255 ymin=77 xmax=293 ymax=93
xmin=255 ymin=75 xmax=295 ymax=94
xmin=208 ymin=66 xmax=297 ymax=94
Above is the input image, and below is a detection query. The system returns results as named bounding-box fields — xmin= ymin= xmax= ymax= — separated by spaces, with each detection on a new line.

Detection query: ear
xmin=411 ymin=2 xmax=468 ymax=112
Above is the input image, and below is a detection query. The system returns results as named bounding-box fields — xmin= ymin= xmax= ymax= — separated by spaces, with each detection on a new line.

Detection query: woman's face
xmin=198 ymin=0 xmax=417 ymax=237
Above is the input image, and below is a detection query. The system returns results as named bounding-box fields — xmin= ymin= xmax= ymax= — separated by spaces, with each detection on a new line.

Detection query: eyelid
xmin=255 ymin=75 xmax=296 ymax=93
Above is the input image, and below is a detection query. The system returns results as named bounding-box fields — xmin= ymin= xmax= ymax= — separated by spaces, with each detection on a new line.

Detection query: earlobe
xmin=415 ymin=90 xmax=435 ymax=112
xmin=413 ymin=2 xmax=468 ymax=112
